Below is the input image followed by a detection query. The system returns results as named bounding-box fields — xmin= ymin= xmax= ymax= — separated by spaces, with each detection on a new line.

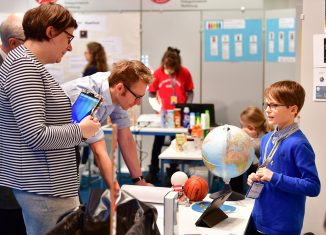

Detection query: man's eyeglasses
xmin=63 ymin=30 xmax=74 ymax=44
xmin=14 ymin=37 xmax=25 ymax=43
xmin=263 ymin=102 xmax=288 ymax=110
xmin=123 ymin=84 xmax=144 ymax=101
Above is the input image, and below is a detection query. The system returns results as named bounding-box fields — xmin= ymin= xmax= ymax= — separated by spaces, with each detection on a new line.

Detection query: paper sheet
xmin=121 ymin=185 xmax=172 ymax=204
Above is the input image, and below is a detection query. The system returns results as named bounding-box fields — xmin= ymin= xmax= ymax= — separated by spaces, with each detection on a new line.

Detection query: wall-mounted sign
xmin=151 ymin=0 xmax=170 ymax=4
xmin=35 ymin=0 xmax=57 ymax=3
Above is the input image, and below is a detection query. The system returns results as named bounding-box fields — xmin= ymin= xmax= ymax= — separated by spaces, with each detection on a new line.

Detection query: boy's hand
xmin=256 ymin=167 xmax=273 ymax=182
xmin=247 ymin=172 xmax=261 ymax=186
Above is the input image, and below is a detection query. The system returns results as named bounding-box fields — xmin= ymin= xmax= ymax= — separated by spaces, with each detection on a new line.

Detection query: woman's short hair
xmin=23 ymin=3 xmax=77 ymax=42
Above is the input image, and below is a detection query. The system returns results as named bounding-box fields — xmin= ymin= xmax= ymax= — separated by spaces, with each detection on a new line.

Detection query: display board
xmin=204 ymin=19 xmax=262 ymax=62
xmin=265 ymin=17 xmax=296 ymax=62
xmin=264 ymin=8 xmax=299 ymax=88
xmin=202 ymin=10 xmax=264 ymax=126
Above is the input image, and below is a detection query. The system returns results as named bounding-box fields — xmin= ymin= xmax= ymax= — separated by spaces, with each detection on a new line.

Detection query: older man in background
xmin=0 ymin=13 xmax=26 ymax=235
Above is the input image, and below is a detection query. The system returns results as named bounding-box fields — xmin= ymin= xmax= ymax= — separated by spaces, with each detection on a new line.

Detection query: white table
xmin=121 ymin=185 xmax=254 ymax=235
xmin=102 ymin=125 xmax=188 ymax=136
xmin=159 ymin=139 xmax=205 ymax=182
xmin=154 ymin=195 xmax=254 ymax=235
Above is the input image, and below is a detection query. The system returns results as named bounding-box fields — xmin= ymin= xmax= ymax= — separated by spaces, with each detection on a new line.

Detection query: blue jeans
xmin=13 ymin=189 xmax=79 ymax=235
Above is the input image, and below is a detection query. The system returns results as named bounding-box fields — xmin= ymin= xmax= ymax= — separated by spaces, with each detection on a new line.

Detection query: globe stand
xmin=209 ymin=183 xmax=245 ymax=201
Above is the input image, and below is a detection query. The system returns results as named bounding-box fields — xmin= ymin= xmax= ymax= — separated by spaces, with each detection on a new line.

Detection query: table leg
xmin=160 ymin=159 xmax=165 ymax=184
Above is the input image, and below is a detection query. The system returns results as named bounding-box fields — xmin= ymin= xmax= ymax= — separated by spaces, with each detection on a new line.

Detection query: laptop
xmin=175 ymin=103 xmax=217 ymax=127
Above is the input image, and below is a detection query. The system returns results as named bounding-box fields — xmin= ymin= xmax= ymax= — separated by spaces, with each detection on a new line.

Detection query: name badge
xmin=246 ymin=182 xmax=264 ymax=199
xmin=170 ymin=95 xmax=178 ymax=105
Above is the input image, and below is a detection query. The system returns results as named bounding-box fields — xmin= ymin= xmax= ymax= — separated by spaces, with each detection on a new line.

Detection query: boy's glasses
xmin=263 ymin=102 xmax=288 ymax=110
xmin=63 ymin=30 xmax=74 ymax=44
xmin=123 ymin=84 xmax=144 ymax=101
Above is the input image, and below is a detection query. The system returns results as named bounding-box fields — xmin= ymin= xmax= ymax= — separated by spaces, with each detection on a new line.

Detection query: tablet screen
xmin=71 ymin=91 xmax=100 ymax=123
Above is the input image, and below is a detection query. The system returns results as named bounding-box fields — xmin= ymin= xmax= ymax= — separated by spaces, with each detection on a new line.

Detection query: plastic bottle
xmin=191 ymin=124 xmax=203 ymax=149
xmin=189 ymin=112 xmax=195 ymax=129
xmin=167 ymin=110 xmax=175 ymax=128
xmin=160 ymin=109 xmax=167 ymax=128
xmin=174 ymin=108 xmax=182 ymax=128
xmin=204 ymin=109 xmax=210 ymax=137
xmin=205 ymin=110 xmax=210 ymax=129
xmin=195 ymin=112 xmax=201 ymax=125
xmin=201 ymin=113 xmax=206 ymax=130
xmin=182 ymin=107 xmax=190 ymax=128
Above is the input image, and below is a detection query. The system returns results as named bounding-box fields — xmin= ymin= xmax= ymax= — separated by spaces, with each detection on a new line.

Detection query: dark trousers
xmin=230 ymin=164 xmax=258 ymax=194
xmin=245 ymin=215 xmax=266 ymax=235
xmin=0 ymin=186 xmax=26 ymax=235
xmin=150 ymin=136 xmax=165 ymax=170
xmin=150 ymin=135 xmax=177 ymax=171
xmin=0 ymin=208 xmax=26 ymax=235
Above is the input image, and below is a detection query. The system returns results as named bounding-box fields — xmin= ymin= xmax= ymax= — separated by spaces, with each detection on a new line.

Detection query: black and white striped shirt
xmin=0 ymin=45 xmax=83 ymax=197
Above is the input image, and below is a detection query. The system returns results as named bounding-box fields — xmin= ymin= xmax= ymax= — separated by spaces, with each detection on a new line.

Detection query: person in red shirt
xmin=147 ymin=47 xmax=194 ymax=185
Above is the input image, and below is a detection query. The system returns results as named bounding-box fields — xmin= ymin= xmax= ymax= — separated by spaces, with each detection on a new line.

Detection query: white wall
xmin=301 ymin=0 xmax=326 ymax=234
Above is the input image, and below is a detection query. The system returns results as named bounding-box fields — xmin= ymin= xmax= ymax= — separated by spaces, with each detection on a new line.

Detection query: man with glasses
xmin=61 ymin=60 xmax=153 ymax=190
xmin=0 ymin=13 xmax=26 ymax=235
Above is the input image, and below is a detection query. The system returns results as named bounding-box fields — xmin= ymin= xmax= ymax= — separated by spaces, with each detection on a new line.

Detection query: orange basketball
xmin=183 ymin=176 xmax=209 ymax=202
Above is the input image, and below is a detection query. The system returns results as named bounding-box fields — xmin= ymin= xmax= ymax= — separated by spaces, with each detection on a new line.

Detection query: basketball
xmin=183 ymin=176 xmax=209 ymax=202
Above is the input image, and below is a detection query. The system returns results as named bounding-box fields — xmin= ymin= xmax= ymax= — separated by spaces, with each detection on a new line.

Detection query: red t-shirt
xmin=148 ymin=66 xmax=194 ymax=110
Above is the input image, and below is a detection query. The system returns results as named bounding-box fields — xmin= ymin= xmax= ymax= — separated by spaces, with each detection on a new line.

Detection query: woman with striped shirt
xmin=0 ymin=3 xmax=100 ymax=235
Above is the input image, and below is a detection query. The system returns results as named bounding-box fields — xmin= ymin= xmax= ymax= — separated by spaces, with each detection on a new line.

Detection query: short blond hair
xmin=109 ymin=60 xmax=153 ymax=87
xmin=240 ymin=106 xmax=273 ymax=134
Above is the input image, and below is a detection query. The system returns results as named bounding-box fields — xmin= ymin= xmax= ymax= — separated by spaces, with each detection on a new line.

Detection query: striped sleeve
xmin=4 ymin=57 xmax=82 ymax=150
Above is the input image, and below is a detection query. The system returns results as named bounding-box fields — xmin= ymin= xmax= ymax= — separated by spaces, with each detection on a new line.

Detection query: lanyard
xmin=260 ymin=126 xmax=299 ymax=168
xmin=169 ymin=74 xmax=176 ymax=95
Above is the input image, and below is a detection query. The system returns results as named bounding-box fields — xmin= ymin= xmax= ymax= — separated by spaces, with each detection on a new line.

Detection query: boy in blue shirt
xmin=247 ymin=80 xmax=320 ymax=235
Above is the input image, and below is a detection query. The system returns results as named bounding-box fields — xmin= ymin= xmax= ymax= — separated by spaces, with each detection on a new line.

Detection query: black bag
xmin=46 ymin=188 xmax=161 ymax=235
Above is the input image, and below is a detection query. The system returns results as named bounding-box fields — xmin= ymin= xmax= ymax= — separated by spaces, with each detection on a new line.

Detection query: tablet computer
xmin=195 ymin=190 xmax=232 ymax=228
xmin=71 ymin=90 xmax=103 ymax=123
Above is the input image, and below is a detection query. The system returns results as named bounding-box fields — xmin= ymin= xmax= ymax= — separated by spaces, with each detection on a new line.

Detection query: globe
xmin=201 ymin=124 xmax=255 ymax=185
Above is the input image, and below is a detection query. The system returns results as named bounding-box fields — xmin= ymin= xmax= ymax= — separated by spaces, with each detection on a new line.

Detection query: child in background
xmin=147 ymin=47 xmax=194 ymax=185
xmin=240 ymin=106 xmax=273 ymax=166
xmin=246 ymin=80 xmax=320 ymax=235
xmin=230 ymin=106 xmax=272 ymax=194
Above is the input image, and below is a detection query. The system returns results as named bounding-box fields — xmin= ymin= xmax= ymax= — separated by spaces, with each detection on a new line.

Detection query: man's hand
xmin=135 ymin=179 xmax=153 ymax=186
